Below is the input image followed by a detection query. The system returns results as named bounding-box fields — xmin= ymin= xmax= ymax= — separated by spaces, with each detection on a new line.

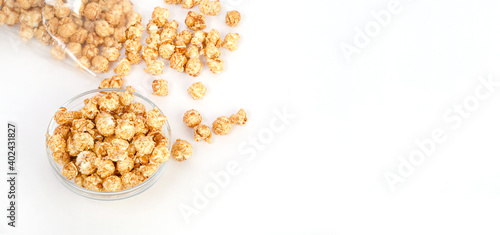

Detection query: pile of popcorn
xmin=46 ymin=86 xmax=185 ymax=192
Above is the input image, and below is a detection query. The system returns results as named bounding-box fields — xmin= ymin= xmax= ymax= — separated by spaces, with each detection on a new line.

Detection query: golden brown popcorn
xmin=144 ymin=60 xmax=165 ymax=75
xmin=115 ymin=119 xmax=136 ymax=141
xmin=187 ymin=81 xmax=207 ymax=100
xmin=185 ymin=46 xmax=199 ymax=59
xmin=47 ymin=134 xmax=67 ymax=153
xmin=50 ymin=45 xmax=66 ymax=60
xmin=206 ymin=29 xmax=220 ymax=45
xmin=35 ymin=26 xmax=52 ymax=45
xmin=223 ymin=33 xmax=240 ymax=51
xmin=125 ymin=39 xmax=142 ymax=53
xmin=121 ymin=171 xmax=145 ymax=189
xmin=86 ymin=32 xmax=104 ymax=46
xmin=76 ymin=56 xmax=91 ymax=70
xmin=146 ymin=107 xmax=167 ymax=131
xmin=83 ymin=2 xmax=101 ymax=21
xmin=226 ymin=10 xmax=241 ymax=27
xmin=183 ymin=109 xmax=202 ymax=127
xmin=117 ymin=156 xmax=134 ymax=175
xmin=150 ymin=144 xmax=170 ymax=164
xmin=170 ymin=52 xmax=187 ymax=72
xmin=91 ymin=55 xmax=110 ymax=73
xmin=185 ymin=11 xmax=206 ymax=31
xmin=127 ymin=102 xmax=147 ymax=117
xmin=185 ymin=58 xmax=203 ymax=77
xmin=190 ymin=30 xmax=206 ymax=48
xmin=107 ymin=138 xmax=129 ymax=161
xmin=75 ymin=174 xmax=84 ymax=187
xmin=113 ymin=27 xmax=127 ymax=43
xmin=177 ymin=30 xmax=193 ymax=44
xmin=152 ymin=7 xmax=169 ymax=27
xmin=230 ymin=109 xmax=247 ymax=125
xmin=172 ymin=139 xmax=193 ymax=162
xmin=207 ymin=58 xmax=224 ymax=74
xmin=134 ymin=136 xmax=156 ymax=155
xmin=54 ymin=107 xmax=80 ymax=125
xmin=19 ymin=23 xmax=34 ymax=41
xmin=126 ymin=24 xmax=144 ymax=40
xmin=182 ymin=0 xmax=201 ymax=8
xmin=54 ymin=2 xmax=71 ymax=18
xmin=101 ymin=47 xmax=120 ymax=62
xmin=194 ymin=124 xmax=212 ymax=143
xmin=118 ymin=88 xmax=134 ymax=106
xmin=146 ymin=32 xmax=161 ymax=48
xmin=139 ymin=163 xmax=158 ymax=178
xmin=54 ymin=124 xmax=71 ymax=140
xmin=148 ymin=130 xmax=169 ymax=146
xmin=212 ymin=116 xmax=232 ymax=135
xmin=76 ymin=151 xmax=98 ymax=175
xmin=83 ymin=174 xmax=103 ymax=191
xmin=95 ymin=112 xmax=116 ymax=137
xmin=103 ymin=175 xmax=122 ymax=192
xmin=70 ymin=28 xmax=88 ymax=44
xmin=199 ymin=0 xmax=221 ymax=16
xmin=96 ymin=158 xmax=115 ymax=178
xmin=99 ymin=75 xmax=124 ymax=89
xmin=71 ymin=118 xmax=95 ymax=134
xmin=72 ymin=132 xmax=95 ymax=152
xmin=57 ymin=20 xmax=77 ymax=38
xmin=66 ymin=42 xmax=82 ymax=57
xmin=126 ymin=51 xmax=142 ymax=65
xmin=203 ymin=43 xmax=221 ymax=59
xmin=174 ymin=40 xmax=187 ymax=54
xmin=142 ymin=45 xmax=159 ymax=63
xmin=95 ymin=20 xmax=114 ymax=38
xmin=62 ymin=162 xmax=78 ymax=180
xmin=82 ymin=44 xmax=99 ymax=59
xmin=80 ymin=97 xmax=99 ymax=120
xmin=165 ymin=0 xmax=183 ymax=4
xmin=159 ymin=43 xmax=175 ymax=60
xmin=147 ymin=20 xmax=160 ymax=34
xmin=134 ymin=117 xmax=149 ymax=135
xmin=98 ymin=92 xmax=120 ymax=112
xmin=126 ymin=11 xmax=142 ymax=28
xmin=114 ymin=58 xmax=131 ymax=76
xmin=160 ymin=27 xmax=177 ymax=45
xmin=121 ymin=112 xmax=137 ymax=121
xmin=152 ymin=79 xmax=168 ymax=96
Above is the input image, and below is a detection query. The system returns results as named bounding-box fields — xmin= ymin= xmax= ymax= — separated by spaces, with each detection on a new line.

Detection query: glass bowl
xmin=45 ymin=88 xmax=171 ymax=201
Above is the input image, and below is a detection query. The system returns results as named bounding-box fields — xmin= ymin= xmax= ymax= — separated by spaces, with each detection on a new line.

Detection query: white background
xmin=2 ymin=0 xmax=500 ymax=234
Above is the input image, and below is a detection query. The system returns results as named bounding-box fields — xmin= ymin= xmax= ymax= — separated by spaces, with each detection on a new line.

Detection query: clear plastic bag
xmin=0 ymin=0 xmax=142 ymax=78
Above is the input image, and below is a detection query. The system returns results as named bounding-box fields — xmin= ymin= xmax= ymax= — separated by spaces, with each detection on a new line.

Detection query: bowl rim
xmin=45 ymin=88 xmax=172 ymax=200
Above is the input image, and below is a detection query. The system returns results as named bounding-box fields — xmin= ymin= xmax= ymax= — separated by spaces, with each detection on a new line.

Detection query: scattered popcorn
xmin=183 ymin=109 xmax=203 ymax=127
xmin=187 ymin=82 xmax=207 ymax=100
xmin=182 ymin=0 xmax=201 ymax=9
xmin=230 ymin=108 xmax=247 ymax=125
xmin=212 ymin=116 xmax=231 ymax=135
xmin=190 ymin=30 xmax=206 ymax=48
xmin=152 ymin=79 xmax=169 ymax=96
xmin=223 ymin=33 xmax=240 ymax=51
xmin=207 ymin=58 xmax=224 ymax=74
xmin=152 ymin=7 xmax=170 ymax=27
xmin=99 ymin=75 xmax=124 ymax=89
xmin=170 ymin=52 xmax=187 ymax=72
xmin=159 ymin=43 xmax=175 ymax=60
xmin=172 ymin=139 xmax=193 ymax=162
xmin=199 ymin=0 xmax=221 ymax=16
xmin=144 ymin=60 xmax=165 ymax=75
xmin=150 ymin=144 xmax=170 ymax=164
xmin=194 ymin=124 xmax=212 ymax=143
xmin=185 ymin=11 xmax=206 ymax=31
xmin=206 ymin=29 xmax=220 ymax=45
xmin=114 ymin=58 xmax=131 ymax=76
xmin=185 ymin=46 xmax=200 ymax=58
xmin=146 ymin=107 xmax=167 ymax=130
xmin=203 ymin=43 xmax=221 ymax=59
xmin=225 ymin=10 xmax=241 ymax=27
xmin=185 ymin=57 xmax=203 ymax=77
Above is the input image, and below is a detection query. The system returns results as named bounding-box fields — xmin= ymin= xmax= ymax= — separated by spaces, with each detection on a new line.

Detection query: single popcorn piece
xmin=75 ymin=175 xmax=84 ymax=187
xmin=115 ymin=119 xmax=136 ymax=140
xmin=172 ymin=139 xmax=193 ymax=162
xmin=99 ymin=76 xmax=124 ymax=89
xmin=160 ymin=26 xmax=177 ymax=45
xmin=73 ymin=132 xmax=95 ymax=152
xmin=103 ymin=175 xmax=122 ymax=192
xmin=95 ymin=112 xmax=116 ymax=137
xmin=83 ymin=174 xmax=103 ymax=191
xmin=205 ymin=29 xmax=220 ymax=45
xmin=114 ymin=58 xmax=131 ymax=76
xmin=148 ymin=130 xmax=169 ymax=146
xmin=83 ymin=2 xmax=101 ymax=21
xmin=147 ymin=20 xmax=160 ymax=34
xmin=149 ymin=144 xmax=170 ymax=164
xmin=146 ymin=32 xmax=161 ymax=48
xmin=54 ymin=124 xmax=71 ymax=140
xmin=146 ymin=107 xmax=167 ymax=130
xmin=159 ymin=43 xmax=175 ymax=60
xmin=185 ymin=46 xmax=199 ymax=58
xmin=144 ymin=60 xmax=165 ymax=75
xmin=191 ymin=30 xmax=206 ymax=48
xmin=185 ymin=11 xmax=206 ymax=31
xmin=107 ymin=138 xmax=129 ymax=161
xmin=207 ymin=58 xmax=224 ymax=74
xmin=101 ymin=47 xmax=120 ymax=62
xmin=118 ymin=88 xmax=135 ymax=106
xmin=58 ymin=20 xmax=77 ymax=38
xmin=225 ymin=10 xmax=241 ymax=27
xmin=134 ymin=136 xmax=156 ymax=155
xmin=152 ymin=79 xmax=168 ymax=96
xmin=47 ymin=134 xmax=67 ymax=153
xmin=126 ymin=51 xmax=142 ymax=65
xmin=96 ymin=159 xmax=115 ymax=178
xmin=95 ymin=20 xmax=114 ymax=38
xmin=125 ymin=39 xmax=142 ymax=53
xmin=185 ymin=58 xmax=203 ymax=77
xmin=177 ymin=30 xmax=193 ymax=44
xmin=203 ymin=43 xmax=221 ymax=59
xmin=117 ymin=156 xmax=134 ymax=175
xmin=52 ymin=152 xmax=71 ymax=166
xmin=230 ymin=109 xmax=247 ymax=125
xmin=223 ymin=33 xmax=240 ymax=51
xmin=121 ymin=171 xmax=145 ymax=189
xmin=82 ymin=45 xmax=99 ymax=59
xmin=165 ymin=0 xmax=183 ymax=4
xmin=91 ymin=56 xmax=110 ymax=73
xmin=98 ymin=92 xmax=120 ymax=112
xmin=50 ymin=45 xmax=66 ymax=60
xmin=139 ymin=163 xmax=158 ymax=178
xmin=62 ymin=162 xmax=78 ymax=180
xmin=182 ymin=0 xmax=201 ymax=8
xmin=152 ymin=7 xmax=169 ymax=27
xmin=80 ymin=96 xmax=99 ymax=119
xmin=174 ymin=40 xmax=187 ymax=54
xmin=54 ymin=107 xmax=80 ymax=125
xmin=187 ymin=82 xmax=207 ymax=100
xmin=71 ymin=118 xmax=95 ymax=134
xmin=199 ymin=0 xmax=221 ymax=16
xmin=183 ymin=109 xmax=203 ymax=127
xmin=170 ymin=52 xmax=187 ymax=72
xmin=194 ymin=124 xmax=212 ymax=143
xmin=126 ymin=24 xmax=145 ymax=41
xmin=127 ymin=102 xmax=147 ymax=117
xmin=76 ymin=151 xmax=98 ymax=175
xmin=66 ymin=42 xmax=82 ymax=57
xmin=212 ymin=116 xmax=232 ymax=135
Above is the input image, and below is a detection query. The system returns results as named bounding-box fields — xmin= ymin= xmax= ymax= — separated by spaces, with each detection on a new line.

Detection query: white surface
xmin=2 ymin=0 xmax=500 ymax=234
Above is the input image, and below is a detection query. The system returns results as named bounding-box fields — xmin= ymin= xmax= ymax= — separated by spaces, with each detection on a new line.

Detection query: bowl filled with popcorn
xmin=45 ymin=88 xmax=171 ymax=200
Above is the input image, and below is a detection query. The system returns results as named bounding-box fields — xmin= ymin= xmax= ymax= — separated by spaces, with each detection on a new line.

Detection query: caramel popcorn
xmin=177 ymin=30 xmax=193 ymax=44
xmin=183 ymin=110 xmax=202 ymax=127
xmin=126 ymin=51 xmax=142 ymax=65
xmin=54 ymin=124 xmax=71 ymax=139
xmin=76 ymin=151 xmax=97 ymax=175
xmin=225 ymin=10 xmax=241 ymax=27
xmin=96 ymin=159 xmax=115 ymax=178
xmin=126 ymin=24 xmax=145 ymax=41
xmin=185 ymin=57 xmax=203 ymax=77
xmin=121 ymin=171 xmax=145 ymax=189
xmin=172 ymin=139 xmax=193 ymax=162
xmin=103 ymin=175 xmax=122 ymax=192
xmin=144 ymin=60 xmax=165 ymax=75
xmin=125 ymin=39 xmax=142 ymax=53
xmin=223 ymin=33 xmax=240 ymax=51
xmin=62 ymin=162 xmax=78 ymax=180
xmin=54 ymin=107 xmax=80 ymax=125
xmin=187 ymin=82 xmax=207 ymax=100
xmin=67 ymin=42 xmax=82 ymax=57
xmin=185 ymin=45 xmax=199 ymax=58
xmin=98 ymin=92 xmax=120 ymax=112
xmin=160 ymin=26 xmax=177 ymax=44
xmin=150 ymin=144 xmax=170 ymax=164
xmin=83 ymin=174 xmax=103 ymax=191
xmin=147 ymin=20 xmax=160 ymax=34
xmin=206 ymin=29 xmax=220 ymax=45
xmin=50 ymin=45 xmax=66 ymax=60
xmin=207 ymin=58 xmax=224 ymax=74
xmin=152 ymin=79 xmax=169 ymax=96
xmin=91 ymin=55 xmax=110 ymax=73
xmin=139 ymin=163 xmax=158 ymax=178
xmin=72 ymin=132 xmax=95 ymax=152
xmin=117 ymin=156 xmax=134 ymax=175
xmin=75 ymin=175 xmax=85 ymax=187
xmin=190 ymin=30 xmax=206 ymax=48
xmin=71 ymin=119 xmax=95 ymax=134
xmin=212 ymin=116 xmax=232 ymax=135
xmin=47 ymin=134 xmax=67 ymax=153
xmin=115 ymin=119 xmax=136 ymax=140
xmin=230 ymin=109 xmax=247 ymax=125
xmin=170 ymin=52 xmax=187 ymax=72
xmin=83 ymin=2 xmax=101 ymax=21
xmin=185 ymin=11 xmax=206 ymax=31
xmin=152 ymin=7 xmax=169 ymax=27
xmin=118 ymin=88 xmax=135 ymax=106
xmin=58 ymin=20 xmax=77 ymax=38
xmin=134 ymin=136 xmax=156 ymax=155
xmin=101 ymin=47 xmax=120 ymax=62
xmin=203 ymin=43 xmax=221 ymax=59
xmin=159 ymin=43 xmax=175 ymax=60
xmin=199 ymin=0 xmax=221 ymax=16
xmin=95 ymin=112 xmax=116 ymax=137
xmin=164 ymin=0 xmax=183 ymax=4
xmin=146 ymin=107 xmax=167 ymax=131
xmin=82 ymin=44 xmax=99 ymax=59
xmin=114 ymin=58 xmax=131 ymax=76
xmin=99 ymin=76 xmax=124 ymax=89
xmin=194 ymin=124 xmax=212 ymax=143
